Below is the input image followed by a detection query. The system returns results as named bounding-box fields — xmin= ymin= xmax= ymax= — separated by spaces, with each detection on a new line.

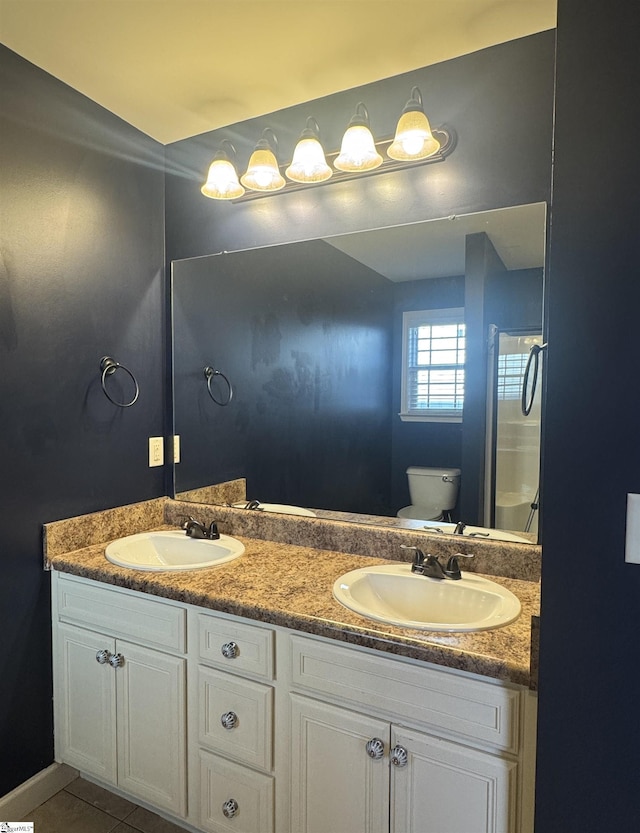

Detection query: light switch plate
xmin=173 ymin=435 xmax=180 ymax=463
xmin=625 ymin=493 xmax=640 ymax=564
xmin=149 ymin=436 xmax=164 ymax=467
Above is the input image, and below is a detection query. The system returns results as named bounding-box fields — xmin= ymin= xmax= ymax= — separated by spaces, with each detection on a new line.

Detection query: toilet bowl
xmin=397 ymin=466 xmax=461 ymax=522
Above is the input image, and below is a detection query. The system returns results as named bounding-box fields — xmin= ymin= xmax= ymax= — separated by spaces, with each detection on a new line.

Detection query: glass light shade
xmin=334 ymin=124 xmax=383 ymax=172
xmin=387 ymin=109 xmax=441 ymax=160
xmin=240 ymin=147 xmax=286 ymax=192
xmin=285 ymin=136 xmax=332 ymax=183
xmin=201 ymin=158 xmax=245 ymax=200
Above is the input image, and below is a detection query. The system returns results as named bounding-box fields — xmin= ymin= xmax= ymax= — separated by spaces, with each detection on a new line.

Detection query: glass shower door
xmin=492 ymin=331 xmax=543 ymax=535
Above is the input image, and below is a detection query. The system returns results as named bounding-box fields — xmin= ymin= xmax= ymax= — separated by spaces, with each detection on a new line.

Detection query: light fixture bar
xmin=229 ymin=126 xmax=455 ymax=202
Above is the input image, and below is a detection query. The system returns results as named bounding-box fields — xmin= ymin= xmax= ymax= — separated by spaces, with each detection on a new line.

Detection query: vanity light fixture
xmin=240 ymin=128 xmax=286 ymax=192
xmin=387 ymin=86 xmax=441 ymax=160
xmin=285 ymin=117 xmax=332 ymax=184
xmin=201 ymin=140 xmax=244 ymax=200
xmin=201 ymin=89 xmax=454 ymax=202
xmin=334 ymin=102 xmax=383 ymax=172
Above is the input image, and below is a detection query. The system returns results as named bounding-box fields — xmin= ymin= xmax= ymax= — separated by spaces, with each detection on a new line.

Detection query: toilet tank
xmin=407 ymin=466 xmax=461 ymax=511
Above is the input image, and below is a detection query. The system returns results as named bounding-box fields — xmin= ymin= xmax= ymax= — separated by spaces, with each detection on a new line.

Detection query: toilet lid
xmin=397 ymin=505 xmax=443 ymax=521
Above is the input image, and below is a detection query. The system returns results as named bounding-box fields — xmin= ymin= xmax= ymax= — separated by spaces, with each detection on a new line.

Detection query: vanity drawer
xmin=289 ymin=635 xmax=521 ymax=753
xmin=197 ymin=612 xmax=274 ymax=680
xmin=55 ymin=573 xmax=186 ymax=653
xmin=199 ymin=750 xmax=274 ymax=833
xmin=199 ymin=667 xmax=273 ymax=772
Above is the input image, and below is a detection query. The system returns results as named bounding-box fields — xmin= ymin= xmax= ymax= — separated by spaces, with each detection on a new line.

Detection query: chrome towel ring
xmin=100 ymin=356 xmax=140 ymax=408
xmin=204 ymin=365 xmax=233 ymax=406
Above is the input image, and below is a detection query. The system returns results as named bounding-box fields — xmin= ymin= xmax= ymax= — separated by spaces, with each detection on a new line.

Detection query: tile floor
xmin=20 ymin=777 xmax=190 ymax=833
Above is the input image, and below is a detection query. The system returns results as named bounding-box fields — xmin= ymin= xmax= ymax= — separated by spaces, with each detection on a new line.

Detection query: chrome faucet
xmin=182 ymin=516 xmax=220 ymax=540
xmin=453 ymin=521 xmax=467 ymax=535
xmin=401 ymin=545 xmax=474 ymax=580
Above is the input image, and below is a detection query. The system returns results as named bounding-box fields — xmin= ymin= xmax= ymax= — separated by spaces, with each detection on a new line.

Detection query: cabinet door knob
xmin=391 ymin=744 xmax=409 ymax=767
xmin=109 ymin=652 xmax=125 ymax=668
xmin=221 ymin=641 xmax=239 ymax=659
xmin=366 ymin=737 xmax=385 ymax=759
xmin=95 ymin=649 xmax=111 ymax=665
xmin=222 ymin=798 xmax=239 ymax=819
xmin=221 ymin=711 xmax=239 ymax=730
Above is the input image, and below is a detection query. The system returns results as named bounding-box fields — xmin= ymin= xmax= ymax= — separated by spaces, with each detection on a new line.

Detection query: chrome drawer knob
xmin=391 ymin=744 xmax=409 ymax=767
xmin=221 ymin=711 xmax=239 ymax=730
xmin=366 ymin=737 xmax=385 ymax=759
xmin=95 ymin=649 xmax=111 ymax=665
xmin=221 ymin=641 xmax=239 ymax=659
xmin=109 ymin=652 xmax=125 ymax=668
xmin=222 ymin=798 xmax=239 ymax=819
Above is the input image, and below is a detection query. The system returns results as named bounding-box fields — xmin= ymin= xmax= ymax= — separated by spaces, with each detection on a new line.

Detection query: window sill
xmin=398 ymin=413 xmax=463 ymax=424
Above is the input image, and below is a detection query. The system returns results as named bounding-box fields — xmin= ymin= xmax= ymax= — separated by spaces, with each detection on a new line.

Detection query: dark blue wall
xmin=172 ymin=241 xmax=393 ymax=514
xmin=0 ymin=45 xmax=166 ymax=794
xmin=535 ymin=0 xmax=640 ymax=829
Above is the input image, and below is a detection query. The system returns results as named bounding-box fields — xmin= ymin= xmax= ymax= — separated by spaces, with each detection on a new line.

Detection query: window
xmin=497 ymin=351 xmax=529 ymax=400
xmin=400 ymin=308 xmax=465 ymax=422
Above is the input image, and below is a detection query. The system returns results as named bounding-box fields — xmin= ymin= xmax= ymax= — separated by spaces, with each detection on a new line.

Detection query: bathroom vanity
xmin=47 ymin=499 xmax=539 ymax=833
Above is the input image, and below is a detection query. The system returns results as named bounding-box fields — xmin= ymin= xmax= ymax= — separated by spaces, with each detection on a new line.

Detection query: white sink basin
xmin=105 ymin=531 xmax=245 ymax=571
xmin=232 ymin=502 xmax=316 ymax=517
xmin=419 ymin=521 xmax=532 ymax=544
xmin=333 ymin=563 xmax=521 ymax=632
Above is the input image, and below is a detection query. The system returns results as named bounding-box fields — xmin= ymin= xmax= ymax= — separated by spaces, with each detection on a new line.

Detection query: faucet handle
xmin=182 ymin=516 xmax=207 ymax=538
xmin=400 ymin=545 xmax=426 ymax=572
xmin=444 ymin=552 xmax=474 ymax=579
xmin=182 ymin=515 xmax=199 ymax=527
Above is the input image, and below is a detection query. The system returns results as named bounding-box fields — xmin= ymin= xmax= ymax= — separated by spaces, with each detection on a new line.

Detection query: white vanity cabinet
xmin=287 ymin=635 xmax=533 ymax=833
xmin=52 ymin=573 xmax=187 ymax=817
xmin=51 ymin=572 xmax=535 ymax=833
xmin=189 ymin=609 xmax=276 ymax=833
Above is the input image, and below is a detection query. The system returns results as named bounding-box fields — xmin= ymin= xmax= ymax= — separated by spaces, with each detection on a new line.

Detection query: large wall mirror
xmin=172 ymin=202 xmax=546 ymax=544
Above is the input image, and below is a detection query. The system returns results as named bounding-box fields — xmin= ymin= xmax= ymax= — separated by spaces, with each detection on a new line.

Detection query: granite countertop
xmin=48 ymin=523 xmax=540 ymax=688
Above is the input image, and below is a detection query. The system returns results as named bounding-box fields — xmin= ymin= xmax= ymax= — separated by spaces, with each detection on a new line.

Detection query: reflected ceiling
xmin=323 ymin=203 xmax=547 ymax=281
xmin=0 ymin=1 xmax=556 ymax=144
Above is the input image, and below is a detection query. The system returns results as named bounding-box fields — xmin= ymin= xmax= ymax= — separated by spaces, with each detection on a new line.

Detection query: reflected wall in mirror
xmin=172 ymin=203 xmax=546 ymax=543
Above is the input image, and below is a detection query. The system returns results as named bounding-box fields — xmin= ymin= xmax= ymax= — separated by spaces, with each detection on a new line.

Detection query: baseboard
xmin=0 ymin=762 xmax=78 ymax=820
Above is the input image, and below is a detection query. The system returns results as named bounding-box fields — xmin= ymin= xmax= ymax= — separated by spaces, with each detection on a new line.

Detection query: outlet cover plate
xmin=625 ymin=493 xmax=640 ymax=564
xmin=149 ymin=436 xmax=164 ymax=467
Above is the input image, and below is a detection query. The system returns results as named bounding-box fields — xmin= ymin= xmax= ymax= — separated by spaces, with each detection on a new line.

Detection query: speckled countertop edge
xmin=164 ymin=499 xmax=542 ymax=583
xmin=48 ymin=523 xmax=540 ymax=689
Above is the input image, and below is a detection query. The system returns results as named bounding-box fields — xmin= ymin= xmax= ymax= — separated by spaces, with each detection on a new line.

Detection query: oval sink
xmin=232 ymin=502 xmax=317 ymax=517
xmin=333 ymin=563 xmax=521 ymax=632
xmin=419 ymin=521 xmax=531 ymax=544
xmin=105 ymin=531 xmax=245 ymax=571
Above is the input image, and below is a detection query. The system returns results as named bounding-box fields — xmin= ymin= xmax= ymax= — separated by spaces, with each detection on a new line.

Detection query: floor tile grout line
xmin=55 ymin=781 xmax=190 ymax=833
xmin=61 ymin=782 xmax=143 ymax=827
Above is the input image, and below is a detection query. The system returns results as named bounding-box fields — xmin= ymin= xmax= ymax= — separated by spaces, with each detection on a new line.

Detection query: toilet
xmin=397 ymin=466 xmax=461 ymax=522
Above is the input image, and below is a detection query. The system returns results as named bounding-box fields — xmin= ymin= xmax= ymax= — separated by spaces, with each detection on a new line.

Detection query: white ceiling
xmin=324 ymin=203 xmax=547 ymax=280
xmin=0 ymin=0 xmax=556 ymax=144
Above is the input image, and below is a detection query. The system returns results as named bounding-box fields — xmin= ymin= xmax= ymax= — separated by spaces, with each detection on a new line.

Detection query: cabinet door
xmin=290 ymin=694 xmax=389 ymax=833
xmin=115 ymin=639 xmax=187 ymax=817
xmin=54 ymin=623 xmax=117 ymax=783
xmin=390 ymin=726 xmax=517 ymax=833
